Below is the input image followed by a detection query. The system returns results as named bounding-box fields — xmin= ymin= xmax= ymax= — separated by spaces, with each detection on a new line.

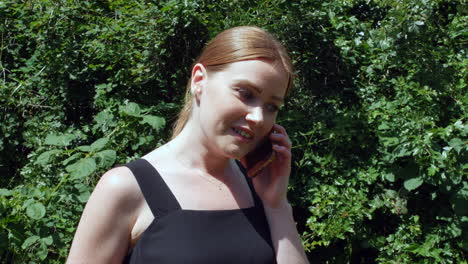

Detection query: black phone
xmin=244 ymin=135 xmax=275 ymax=177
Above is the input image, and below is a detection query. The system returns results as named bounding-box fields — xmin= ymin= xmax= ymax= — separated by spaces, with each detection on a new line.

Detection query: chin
xmin=223 ymin=145 xmax=248 ymax=160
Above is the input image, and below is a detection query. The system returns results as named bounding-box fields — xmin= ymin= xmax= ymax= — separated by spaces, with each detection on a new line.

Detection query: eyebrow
xmin=235 ymin=80 xmax=284 ymax=103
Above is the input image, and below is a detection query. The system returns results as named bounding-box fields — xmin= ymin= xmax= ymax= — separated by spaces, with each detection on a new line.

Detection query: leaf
xmin=94 ymin=149 xmax=116 ymax=168
xmin=90 ymin=137 xmax=109 ymax=152
xmin=414 ymin=21 xmax=424 ymax=26
xmin=384 ymin=172 xmax=395 ymax=182
xmin=62 ymin=152 xmax=82 ymax=166
xmin=22 ymin=235 xmax=40 ymax=249
xmin=95 ymin=83 xmax=109 ymax=90
xmin=381 ymin=137 xmax=399 ymax=147
xmin=77 ymin=191 xmax=91 ymax=203
xmin=37 ymin=244 xmax=49 ymax=260
xmin=76 ymin=145 xmax=91 ymax=152
xmin=44 ymin=133 xmax=76 ymax=146
xmin=94 ymin=110 xmax=116 ymax=126
xmin=378 ymin=123 xmax=390 ymax=130
xmin=120 ymin=102 xmax=141 ymax=117
xmin=0 ymin=188 xmax=12 ymax=196
xmin=26 ymin=202 xmax=46 ymax=220
xmin=448 ymin=138 xmax=464 ymax=154
xmin=74 ymin=183 xmax=89 ymax=193
xmin=66 ymin=158 xmax=97 ymax=179
xmin=404 ymin=177 xmax=423 ymax=191
xmin=428 ymin=164 xmax=439 ymax=176
xmin=140 ymin=115 xmax=165 ymax=131
xmin=393 ymin=145 xmax=411 ymax=158
xmin=446 ymin=221 xmax=462 ymax=238
xmin=385 ymin=189 xmax=398 ymax=199
xmin=35 ymin=149 xmax=61 ymax=166
xmin=42 ymin=236 xmax=53 ymax=246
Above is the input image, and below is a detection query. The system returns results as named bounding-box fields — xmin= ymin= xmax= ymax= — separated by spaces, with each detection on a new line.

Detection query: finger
xmin=247 ymin=152 xmax=276 ymax=178
xmin=270 ymin=132 xmax=292 ymax=149
xmin=272 ymin=144 xmax=292 ymax=160
xmin=271 ymin=124 xmax=292 ymax=146
xmin=272 ymin=124 xmax=288 ymax=136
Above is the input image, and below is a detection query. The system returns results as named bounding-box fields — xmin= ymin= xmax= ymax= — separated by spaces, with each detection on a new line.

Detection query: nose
xmin=245 ymin=105 xmax=264 ymax=126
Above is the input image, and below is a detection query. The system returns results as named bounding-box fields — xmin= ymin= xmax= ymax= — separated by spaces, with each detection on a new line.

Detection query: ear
xmin=190 ymin=63 xmax=207 ymax=99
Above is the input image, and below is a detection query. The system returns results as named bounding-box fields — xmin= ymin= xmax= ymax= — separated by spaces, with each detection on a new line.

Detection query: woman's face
xmin=192 ymin=59 xmax=289 ymax=159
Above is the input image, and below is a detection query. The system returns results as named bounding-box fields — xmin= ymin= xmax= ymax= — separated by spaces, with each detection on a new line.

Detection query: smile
xmin=232 ymin=128 xmax=253 ymax=140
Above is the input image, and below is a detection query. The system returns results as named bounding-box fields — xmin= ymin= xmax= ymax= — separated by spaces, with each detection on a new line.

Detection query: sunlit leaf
xmin=42 ymin=236 xmax=53 ymax=246
xmin=44 ymin=133 xmax=76 ymax=146
xmin=35 ymin=149 xmax=61 ymax=166
xmin=0 ymin=188 xmax=12 ymax=196
xmin=66 ymin=158 xmax=97 ymax=179
xmin=76 ymin=145 xmax=91 ymax=152
xmin=62 ymin=153 xmax=83 ymax=166
xmin=448 ymin=138 xmax=463 ymax=154
xmin=90 ymin=137 xmax=109 ymax=152
xmin=94 ymin=149 xmax=116 ymax=168
xmin=21 ymin=235 xmax=40 ymax=249
xmin=119 ymin=102 xmax=141 ymax=117
xmin=404 ymin=177 xmax=423 ymax=191
xmin=384 ymin=172 xmax=395 ymax=182
xmin=140 ymin=115 xmax=165 ymax=131
xmin=26 ymin=203 xmax=46 ymax=220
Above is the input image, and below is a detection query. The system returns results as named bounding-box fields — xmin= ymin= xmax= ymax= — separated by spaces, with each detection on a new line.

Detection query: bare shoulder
xmin=95 ymin=165 xmax=143 ymax=207
xmin=67 ymin=165 xmax=143 ymax=263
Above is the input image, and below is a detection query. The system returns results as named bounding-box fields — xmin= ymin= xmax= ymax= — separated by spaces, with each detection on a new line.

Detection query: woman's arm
xmin=244 ymin=124 xmax=309 ymax=263
xmin=67 ymin=167 xmax=142 ymax=264
xmin=264 ymin=201 xmax=309 ymax=264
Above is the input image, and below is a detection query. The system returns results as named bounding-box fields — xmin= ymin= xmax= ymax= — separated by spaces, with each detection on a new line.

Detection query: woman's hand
xmin=242 ymin=124 xmax=292 ymax=208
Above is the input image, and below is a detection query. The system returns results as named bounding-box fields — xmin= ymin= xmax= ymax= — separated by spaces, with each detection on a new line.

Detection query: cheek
xmin=255 ymin=122 xmax=274 ymax=142
xmin=221 ymin=97 xmax=246 ymax=117
xmin=264 ymin=115 xmax=277 ymax=131
xmin=204 ymin=103 xmax=240 ymax=131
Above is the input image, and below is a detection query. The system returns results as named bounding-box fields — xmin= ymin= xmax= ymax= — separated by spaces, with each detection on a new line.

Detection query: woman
xmin=67 ymin=26 xmax=309 ymax=264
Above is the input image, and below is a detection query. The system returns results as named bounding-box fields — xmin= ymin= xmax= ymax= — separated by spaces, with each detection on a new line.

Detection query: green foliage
xmin=1 ymin=0 xmax=466 ymax=263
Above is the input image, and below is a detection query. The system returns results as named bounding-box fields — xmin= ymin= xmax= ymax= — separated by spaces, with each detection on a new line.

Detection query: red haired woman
xmin=67 ymin=26 xmax=309 ymax=264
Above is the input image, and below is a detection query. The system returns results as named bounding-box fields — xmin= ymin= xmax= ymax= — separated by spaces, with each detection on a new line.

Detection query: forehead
xmin=212 ymin=59 xmax=289 ymax=97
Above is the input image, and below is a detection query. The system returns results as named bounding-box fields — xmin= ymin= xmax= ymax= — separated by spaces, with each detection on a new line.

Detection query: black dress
xmin=123 ymin=159 xmax=276 ymax=264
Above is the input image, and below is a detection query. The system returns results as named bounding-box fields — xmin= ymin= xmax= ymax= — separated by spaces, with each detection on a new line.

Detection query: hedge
xmin=0 ymin=0 xmax=466 ymax=263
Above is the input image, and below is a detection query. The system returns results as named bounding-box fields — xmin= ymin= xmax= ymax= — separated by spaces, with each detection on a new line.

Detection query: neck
xmin=166 ymin=121 xmax=233 ymax=177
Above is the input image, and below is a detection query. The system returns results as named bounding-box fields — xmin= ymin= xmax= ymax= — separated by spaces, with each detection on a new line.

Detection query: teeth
xmin=233 ymin=128 xmax=252 ymax=139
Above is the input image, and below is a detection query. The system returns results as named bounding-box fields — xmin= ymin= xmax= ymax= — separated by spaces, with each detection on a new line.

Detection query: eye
xmin=236 ymin=87 xmax=253 ymax=100
xmin=265 ymin=103 xmax=280 ymax=113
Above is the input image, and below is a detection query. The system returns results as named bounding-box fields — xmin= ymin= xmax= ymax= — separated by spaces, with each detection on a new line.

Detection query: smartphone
xmin=244 ymin=135 xmax=276 ymax=177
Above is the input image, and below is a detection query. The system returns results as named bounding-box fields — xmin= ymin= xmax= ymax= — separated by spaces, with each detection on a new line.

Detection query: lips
xmin=232 ymin=127 xmax=254 ymax=140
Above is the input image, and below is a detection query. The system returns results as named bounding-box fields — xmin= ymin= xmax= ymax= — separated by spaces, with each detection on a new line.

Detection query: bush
xmin=1 ymin=0 xmax=466 ymax=263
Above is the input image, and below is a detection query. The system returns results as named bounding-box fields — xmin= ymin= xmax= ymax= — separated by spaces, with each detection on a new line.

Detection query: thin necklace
xmin=194 ymin=168 xmax=226 ymax=191
xmin=167 ymin=144 xmax=228 ymax=191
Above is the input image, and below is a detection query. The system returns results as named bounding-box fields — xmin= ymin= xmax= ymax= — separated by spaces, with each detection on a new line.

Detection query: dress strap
xmin=235 ymin=160 xmax=261 ymax=207
xmin=123 ymin=159 xmax=181 ymax=219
